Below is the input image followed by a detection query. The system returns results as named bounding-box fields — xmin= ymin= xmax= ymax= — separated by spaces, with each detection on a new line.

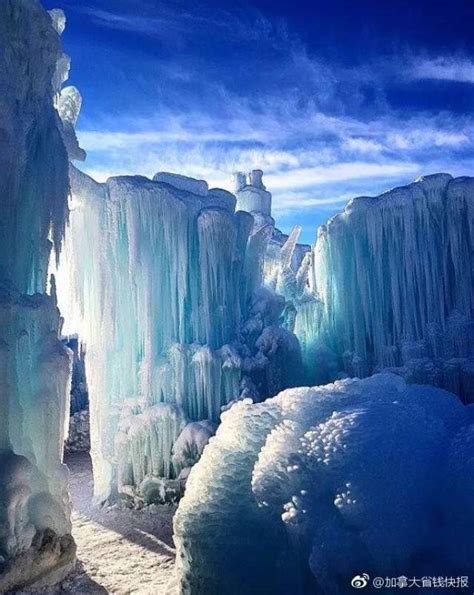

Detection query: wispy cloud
xmin=68 ymin=0 xmax=474 ymax=239
xmin=343 ymin=138 xmax=385 ymax=154
xmin=75 ymin=2 xmax=288 ymax=50
xmin=411 ymin=56 xmax=474 ymax=84
xmin=266 ymin=162 xmax=420 ymax=190
xmin=271 ymin=192 xmax=358 ymax=214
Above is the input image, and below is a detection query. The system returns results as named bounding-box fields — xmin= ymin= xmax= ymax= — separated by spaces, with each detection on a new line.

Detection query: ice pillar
xmin=0 ymin=1 xmax=74 ymax=590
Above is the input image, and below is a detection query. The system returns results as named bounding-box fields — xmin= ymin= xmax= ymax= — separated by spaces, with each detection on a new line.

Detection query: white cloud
xmin=343 ymin=137 xmax=385 ymax=154
xmin=265 ymin=162 xmax=420 ymax=190
xmin=271 ymin=192 xmax=353 ymax=214
xmin=388 ymin=129 xmax=469 ymax=150
xmin=411 ymin=56 xmax=474 ymax=84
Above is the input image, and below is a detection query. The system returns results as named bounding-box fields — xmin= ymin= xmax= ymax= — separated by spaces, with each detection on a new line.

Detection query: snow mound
xmin=173 ymin=374 xmax=474 ymax=594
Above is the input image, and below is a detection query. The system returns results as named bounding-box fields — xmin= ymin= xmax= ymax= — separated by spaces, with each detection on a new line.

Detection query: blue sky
xmin=44 ymin=0 xmax=474 ymax=243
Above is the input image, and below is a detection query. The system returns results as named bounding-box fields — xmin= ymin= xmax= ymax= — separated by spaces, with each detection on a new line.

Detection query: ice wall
xmin=311 ymin=174 xmax=474 ymax=399
xmin=58 ymin=168 xmax=303 ymax=501
xmin=0 ymin=0 xmax=69 ymax=295
xmin=0 ymin=1 xmax=74 ymax=590
xmin=173 ymin=374 xmax=474 ymax=594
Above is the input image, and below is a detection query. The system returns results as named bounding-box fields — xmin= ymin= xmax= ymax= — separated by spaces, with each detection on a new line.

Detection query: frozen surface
xmin=173 ymin=374 xmax=474 ymax=594
xmin=0 ymin=0 xmax=69 ymax=295
xmin=310 ymin=174 xmax=474 ymax=399
xmin=172 ymin=420 xmax=217 ymax=476
xmin=153 ymin=172 xmax=208 ymax=196
xmin=0 ymin=1 xmax=73 ymax=590
xmin=56 ymin=86 xmax=86 ymax=162
xmin=57 ymin=167 xmax=303 ymax=500
xmin=260 ymin=223 xmax=319 ymax=383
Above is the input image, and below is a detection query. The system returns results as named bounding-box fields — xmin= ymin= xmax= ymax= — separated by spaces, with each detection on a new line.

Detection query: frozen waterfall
xmin=311 ymin=174 xmax=474 ymax=400
xmin=0 ymin=1 xmax=74 ymax=590
xmin=57 ymin=168 xmax=304 ymax=501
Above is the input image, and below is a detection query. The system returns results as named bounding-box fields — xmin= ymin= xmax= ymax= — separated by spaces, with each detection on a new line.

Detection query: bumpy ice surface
xmin=173 ymin=373 xmax=474 ymax=594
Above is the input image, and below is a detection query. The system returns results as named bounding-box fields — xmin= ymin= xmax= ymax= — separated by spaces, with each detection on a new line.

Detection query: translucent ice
xmin=0 ymin=1 xmax=69 ymax=295
xmin=311 ymin=174 xmax=474 ymax=399
xmin=0 ymin=1 xmax=73 ymax=588
xmin=56 ymin=167 xmax=302 ymax=499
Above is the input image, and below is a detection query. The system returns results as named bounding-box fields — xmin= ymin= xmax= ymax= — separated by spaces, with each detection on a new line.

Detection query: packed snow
xmin=173 ymin=374 xmax=474 ymax=594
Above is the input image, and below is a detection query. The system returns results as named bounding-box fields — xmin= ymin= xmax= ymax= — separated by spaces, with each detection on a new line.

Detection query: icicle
xmin=310 ymin=174 xmax=474 ymax=398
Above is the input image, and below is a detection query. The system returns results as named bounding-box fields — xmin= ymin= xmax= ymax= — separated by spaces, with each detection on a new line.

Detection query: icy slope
xmin=173 ymin=374 xmax=474 ymax=594
xmin=312 ymin=174 xmax=474 ymax=399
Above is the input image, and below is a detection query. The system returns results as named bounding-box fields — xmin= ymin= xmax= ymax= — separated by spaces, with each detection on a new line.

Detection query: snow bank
xmin=173 ymin=374 xmax=474 ymax=594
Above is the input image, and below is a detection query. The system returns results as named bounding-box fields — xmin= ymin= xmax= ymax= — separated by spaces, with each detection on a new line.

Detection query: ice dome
xmin=173 ymin=374 xmax=474 ymax=594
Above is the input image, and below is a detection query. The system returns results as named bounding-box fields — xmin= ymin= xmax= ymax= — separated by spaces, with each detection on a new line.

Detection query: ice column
xmin=0 ymin=1 xmax=74 ymax=590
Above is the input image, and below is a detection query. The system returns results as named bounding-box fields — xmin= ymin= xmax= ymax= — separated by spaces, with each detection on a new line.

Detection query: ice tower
xmin=234 ymin=169 xmax=273 ymax=218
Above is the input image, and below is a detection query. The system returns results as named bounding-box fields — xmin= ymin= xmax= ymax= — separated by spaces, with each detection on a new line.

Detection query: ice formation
xmin=57 ymin=168 xmax=303 ymax=501
xmin=0 ymin=1 xmax=74 ymax=590
xmin=234 ymin=169 xmax=272 ymax=216
xmin=0 ymin=3 xmax=69 ymax=295
xmin=234 ymin=172 xmax=474 ymax=397
xmin=56 ymin=86 xmax=86 ymax=162
xmin=234 ymin=172 xmax=320 ymax=383
xmin=173 ymin=374 xmax=474 ymax=594
xmin=311 ymin=174 xmax=474 ymax=400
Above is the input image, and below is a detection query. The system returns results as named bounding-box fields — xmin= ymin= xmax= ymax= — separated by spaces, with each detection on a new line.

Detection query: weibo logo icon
xmin=351 ymin=574 xmax=370 ymax=588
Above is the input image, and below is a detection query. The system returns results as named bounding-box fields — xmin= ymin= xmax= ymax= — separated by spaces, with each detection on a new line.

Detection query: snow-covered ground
xmin=17 ymin=453 xmax=176 ymax=594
